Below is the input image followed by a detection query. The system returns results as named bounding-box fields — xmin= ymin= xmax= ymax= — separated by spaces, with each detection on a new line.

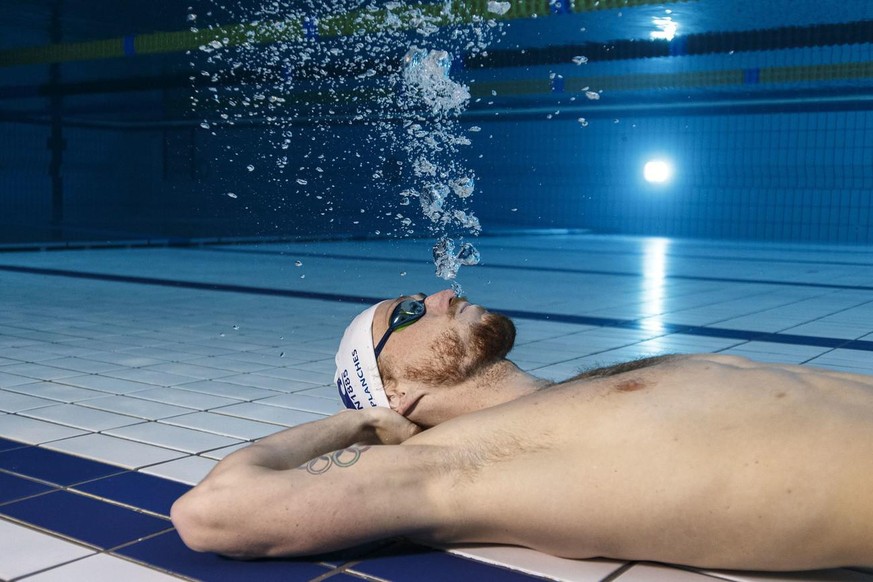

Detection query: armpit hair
xmin=438 ymin=429 xmax=550 ymax=486
xmin=566 ymin=353 xmax=684 ymax=383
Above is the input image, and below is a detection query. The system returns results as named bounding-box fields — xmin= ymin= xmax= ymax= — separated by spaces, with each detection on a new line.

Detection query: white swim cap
xmin=334 ymin=303 xmax=391 ymax=409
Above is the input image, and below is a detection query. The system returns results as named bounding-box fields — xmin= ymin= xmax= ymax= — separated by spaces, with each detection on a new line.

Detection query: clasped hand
xmin=354 ymin=407 xmax=422 ymax=445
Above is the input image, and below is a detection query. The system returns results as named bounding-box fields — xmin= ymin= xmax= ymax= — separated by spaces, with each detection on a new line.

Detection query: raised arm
xmin=170 ymin=408 xmax=445 ymax=559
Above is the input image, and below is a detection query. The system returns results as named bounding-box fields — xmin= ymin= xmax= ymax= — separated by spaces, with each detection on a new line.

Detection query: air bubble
xmin=487 ymin=1 xmax=511 ymax=15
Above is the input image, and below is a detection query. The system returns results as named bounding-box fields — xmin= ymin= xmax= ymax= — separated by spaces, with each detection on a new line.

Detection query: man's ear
xmin=382 ymin=377 xmax=404 ymax=412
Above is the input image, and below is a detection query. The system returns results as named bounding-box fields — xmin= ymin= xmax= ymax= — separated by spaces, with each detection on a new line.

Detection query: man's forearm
xmin=209 ymin=410 xmax=373 ymax=476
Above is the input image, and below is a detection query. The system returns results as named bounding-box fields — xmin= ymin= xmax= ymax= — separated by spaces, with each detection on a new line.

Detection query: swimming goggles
xmin=374 ymin=296 xmax=427 ymax=359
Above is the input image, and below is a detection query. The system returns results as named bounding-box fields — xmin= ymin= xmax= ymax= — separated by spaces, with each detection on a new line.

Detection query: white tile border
xmin=25 ymin=553 xmax=182 ymax=582
xmin=0 ymin=518 xmax=94 ymax=581
xmin=445 ymin=544 xmax=627 ymax=582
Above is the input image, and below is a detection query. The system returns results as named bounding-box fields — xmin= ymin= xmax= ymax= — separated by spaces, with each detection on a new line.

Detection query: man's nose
xmin=424 ymin=289 xmax=455 ymax=314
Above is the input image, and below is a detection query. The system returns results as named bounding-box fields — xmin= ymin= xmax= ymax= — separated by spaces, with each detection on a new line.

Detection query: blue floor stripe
xmin=0 ymin=264 xmax=379 ymax=305
xmin=0 ymin=440 xmax=546 ymax=581
xmin=500 ymin=308 xmax=873 ymax=352
xmin=201 ymin=247 xmax=873 ymax=292
xmin=2 ymin=264 xmax=872 ymax=352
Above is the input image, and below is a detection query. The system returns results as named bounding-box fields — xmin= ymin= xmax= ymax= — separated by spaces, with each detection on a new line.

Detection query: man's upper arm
xmin=175 ymin=443 xmax=450 ymax=558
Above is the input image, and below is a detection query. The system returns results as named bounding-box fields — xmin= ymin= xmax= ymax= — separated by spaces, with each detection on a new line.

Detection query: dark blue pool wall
xmin=1 ymin=1 xmax=872 ymax=245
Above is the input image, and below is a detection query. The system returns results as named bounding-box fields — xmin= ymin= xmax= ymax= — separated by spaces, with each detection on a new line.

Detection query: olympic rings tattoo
xmin=297 ymin=446 xmax=371 ymax=475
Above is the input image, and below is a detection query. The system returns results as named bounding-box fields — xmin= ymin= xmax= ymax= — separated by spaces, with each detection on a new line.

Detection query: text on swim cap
xmin=339 ymin=369 xmax=362 ymax=409
xmin=351 ymin=349 xmax=378 ymax=407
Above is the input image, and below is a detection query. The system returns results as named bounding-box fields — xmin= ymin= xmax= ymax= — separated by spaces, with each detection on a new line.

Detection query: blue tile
xmin=116 ymin=529 xmax=334 ymax=581
xmin=0 ymin=446 xmax=125 ymax=486
xmin=0 ymin=471 xmax=55 ymax=504
xmin=310 ymin=539 xmax=398 ymax=568
xmin=73 ymin=471 xmax=191 ymax=517
xmin=0 ymin=490 xmax=171 ymax=549
xmin=350 ymin=544 xmax=547 ymax=581
xmin=0 ymin=437 xmax=26 ymax=453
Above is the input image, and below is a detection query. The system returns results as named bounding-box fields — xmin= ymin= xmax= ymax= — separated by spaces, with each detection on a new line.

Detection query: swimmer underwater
xmin=171 ymin=289 xmax=873 ymax=571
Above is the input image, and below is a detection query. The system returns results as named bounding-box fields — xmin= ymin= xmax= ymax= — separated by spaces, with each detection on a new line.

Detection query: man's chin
xmin=477 ymin=312 xmax=517 ymax=361
xmin=404 ymin=404 xmax=432 ymax=428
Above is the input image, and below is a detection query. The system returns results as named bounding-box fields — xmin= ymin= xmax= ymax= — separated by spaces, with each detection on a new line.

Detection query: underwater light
xmin=651 ymin=17 xmax=678 ymax=41
xmin=643 ymin=159 xmax=673 ymax=184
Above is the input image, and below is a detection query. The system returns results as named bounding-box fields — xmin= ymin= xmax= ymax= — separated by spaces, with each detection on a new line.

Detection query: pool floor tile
xmin=24 ymin=552 xmax=180 ymax=582
xmin=72 ymin=471 xmax=192 ymax=517
xmin=0 ymin=436 xmax=27 ymax=453
xmin=0 ymin=489 xmax=172 ymax=550
xmin=0 ymin=471 xmax=56 ymax=504
xmin=2 ymin=236 xmax=873 ymax=581
xmin=116 ymin=529 xmax=334 ymax=581
xmin=0 ymin=445 xmax=125 ymax=486
xmin=0 ymin=518 xmax=95 ymax=581
xmin=348 ymin=543 xmax=550 ymax=581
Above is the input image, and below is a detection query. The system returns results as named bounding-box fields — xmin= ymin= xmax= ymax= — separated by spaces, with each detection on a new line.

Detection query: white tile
xmin=104 ymin=369 xmax=199 ymax=387
xmin=83 ymin=352 xmax=166 ymax=367
xmin=295 ymin=384 xmax=343 ymax=400
xmin=39 ymin=357 xmax=125 ymax=374
xmin=214 ymin=402 xmax=325 ymax=427
xmin=699 ymin=568 xmax=873 ymax=581
xmin=220 ymin=373 xmax=316 ymax=391
xmin=0 ymin=348 xmax=61 ymax=363
xmin=254 ymin=367 xmax=333 ymax=386
xmin=256 ymin=393 xmax=344 ymax=415
xmin=0 ymin=518 xmax=94 ymax=580
xmin=5 ymin=381 xmax=108 ymax=404
xmin=0 ymin=371 xmax=40 ymax=388
xmin=164 ymin=344 xmax=238 ymax=358
xmin=19 ymin=404 xmax=142 ymax=431
xmin=201 ymin=442 xmax=250 ymax=460
xmin=44 ymin=433 xmax=185 ymax=469
xmin=141 ymin=362 xmax=234 ymax=380
xmin=141 ymin=455 xmax=217 ymax=485
xmin=105 ymin=422 xmax=242 ymax=454
xmin=0 ymin=362 xmax=82 ymax=381
xmin=159 ymin=412 xmax=279 ymax=440
xmin=173 ymin=379 xmax=278 ymax=401
xmin=275 ymin=358 xmax=335 ymax=376
xmin=811 ymin=363 xmax=873 ymax=375
xmin=615 ymin=563 xmax=726 ymax=581
xmin=55 ymin=375 xmax=157 ymax=395
xmin=125 ymin=387 xmax=239 ymax=411
xmin=446 ymin=545 xmax=627 ymax=582
xmin=184 ymin=356 xmax=270 ymax=373
xmin=0 ymin=390 xmax=57 ymax=413
xmin=0 ymin=414 xmax=87 ymax=444
xmin=26 ymin=552 xmax=180 ymax=582
xmin=112 ymin=347 xmax=192 ymax=362
xmin=78 ymin=395 xmax=193 ymax=420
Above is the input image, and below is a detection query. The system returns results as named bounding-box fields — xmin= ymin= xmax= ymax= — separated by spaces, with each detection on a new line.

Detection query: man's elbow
xmin=171 ymin=491 xmax=220 ymax=554
xmin=170 ymin=489 xmax=265 ymax=559
xmin=171 ymin=484 xmax=311 ymax=559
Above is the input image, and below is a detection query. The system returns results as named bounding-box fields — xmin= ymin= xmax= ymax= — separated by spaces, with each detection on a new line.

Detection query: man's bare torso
xmin=404 ymin=354 xmax=873 ymax=569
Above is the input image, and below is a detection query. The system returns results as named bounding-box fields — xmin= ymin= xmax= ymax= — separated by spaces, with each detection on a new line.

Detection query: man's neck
xmin=453 ymin=359 xmax=549 ymax=415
